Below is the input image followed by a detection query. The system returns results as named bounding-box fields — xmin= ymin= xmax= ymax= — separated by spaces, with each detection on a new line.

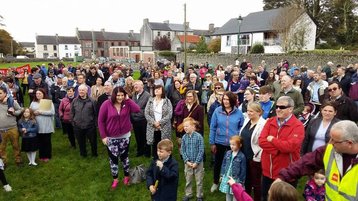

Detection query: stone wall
xmin=176 ymin=53 xmax=358 ymax=69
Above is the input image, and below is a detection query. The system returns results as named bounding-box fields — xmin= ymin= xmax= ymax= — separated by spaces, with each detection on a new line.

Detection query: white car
xmin=16 ymin=55 xmax=29 ymax=59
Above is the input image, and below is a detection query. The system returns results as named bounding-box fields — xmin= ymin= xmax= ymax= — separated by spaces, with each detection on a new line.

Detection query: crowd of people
xmin=0 ymin=59 xmax=357 ymax=201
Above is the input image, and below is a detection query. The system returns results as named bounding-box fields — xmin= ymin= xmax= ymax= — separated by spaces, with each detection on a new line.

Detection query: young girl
xmin=303 ymin=169 xmax=326 ymax=201
xmin=220 ymin=135 xmax=246 ymax=201
xmin=18 ymin=108 xmax=39 ymax=166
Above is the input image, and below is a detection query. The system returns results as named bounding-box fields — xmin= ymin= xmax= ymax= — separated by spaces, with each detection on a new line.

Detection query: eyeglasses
xmin=328 ymin=87 xmax=338 ymax=92
xmin=275 ymin=105 xmax=291 ymax=110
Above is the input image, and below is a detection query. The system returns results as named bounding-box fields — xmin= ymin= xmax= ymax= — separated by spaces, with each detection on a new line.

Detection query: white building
xmin=213 ymin=7 xmax=317 ymax=54
xmin=58 ymin=36 xmax=82 ymax=59
xmin=35 ymin=35 xmax=58 ymax=58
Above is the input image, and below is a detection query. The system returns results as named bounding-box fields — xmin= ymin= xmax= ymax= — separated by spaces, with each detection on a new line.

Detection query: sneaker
xmin=3 ymin=184 xmax=12 ymax=192
xmin=111 ymin=179 xmax=119 ymax=189
xmin=197 ymin=198 xmax=204 ymax=201
xmin=32 ymin=162 xmax=38 ymax=166
xmin=123 ymin=176 xmax=130 ymax=186
xmin=210 ymin=183 xmax=218 ymax=193
xmin=182 ymin=196 xmax=191 ymax=201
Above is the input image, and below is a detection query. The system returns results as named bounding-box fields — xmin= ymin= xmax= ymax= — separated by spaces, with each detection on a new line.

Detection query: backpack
xmin=129 ymin=164 xmax=147 ymax=184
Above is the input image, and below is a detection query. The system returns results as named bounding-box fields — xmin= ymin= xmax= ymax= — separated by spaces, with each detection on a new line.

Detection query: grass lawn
xmin=0 ymin=64 xmax=307 ymax=200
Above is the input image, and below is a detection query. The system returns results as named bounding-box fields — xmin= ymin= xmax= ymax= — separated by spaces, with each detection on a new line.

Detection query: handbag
xmin=176 ymin=104 xmax=199 ymax=132
xmin=129 ymin=164 xmax=147 ymax=184
xmin=219 ymin=155 xmax=234 ymax=194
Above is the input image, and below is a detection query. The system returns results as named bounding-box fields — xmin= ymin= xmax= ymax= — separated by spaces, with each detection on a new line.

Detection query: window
xmin=66 ymin=53 xmax=69 ymax=58
xmin=65 ymin=45 xmax=68 ymax=50
xmin=54 ymin=53 xmax=57 ymax=57
xmin=167 ymin=32 xmax=171 ymax=39
xmin=85 ymin=42 xmax=92 ymax=48
xmin=74 ymin=45 xmax=78 ymax=50
xmin=157 ymin=31 xmax=161 ymax=37
xmin=43 ymin=53 xmax=49 ymax=58
xmin=44 ymin=45 xmax=47 ymax=51
xmin=226 ymin=36 xmax=231 ymax=46
xmin=111 ymin=42 xmax=115 ymax=46
xmin=84 ymin=51 xmax=89 ymax=57
xmin=53 ymin=45 xmax=57 ymax=50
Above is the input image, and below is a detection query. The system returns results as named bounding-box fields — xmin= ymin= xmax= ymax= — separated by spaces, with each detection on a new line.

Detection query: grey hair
xmin=277 ymin=96 xmax=295 ymax=108
xmin=331 ymin=120 xmax=358 ymax=143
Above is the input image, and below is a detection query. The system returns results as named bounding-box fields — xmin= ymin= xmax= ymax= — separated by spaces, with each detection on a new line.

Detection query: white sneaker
xmin=210 ymin=183 xmax=218 ymax=192
xmin=3 ymin=184 xmax=12 ymax=192
xmin=32 ymin=162 xmax=38 ymax=166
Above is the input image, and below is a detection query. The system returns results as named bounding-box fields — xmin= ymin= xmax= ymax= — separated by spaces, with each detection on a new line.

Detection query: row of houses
xmin=20 ymin=7 xmax=317 ymax=61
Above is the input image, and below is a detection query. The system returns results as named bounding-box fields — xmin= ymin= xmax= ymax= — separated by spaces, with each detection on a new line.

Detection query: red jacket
xmin=59 ymin=96 xmax=73 ymax=123
xmin=258 ymin=115 xmax=304 ymax=179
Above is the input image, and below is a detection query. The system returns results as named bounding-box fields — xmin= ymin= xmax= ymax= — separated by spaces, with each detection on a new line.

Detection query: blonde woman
xmin=90 ymin=77 xmax=104 ymax=101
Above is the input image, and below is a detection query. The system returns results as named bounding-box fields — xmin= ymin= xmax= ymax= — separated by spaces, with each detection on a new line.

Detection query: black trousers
xmin=74 ymin=127 xmax=97 ymax=157
xmin=0 ymin=169 xmax=8 ymax=185
xmin=213 ymin=143 xmax=230 ymax=184
xmin=132 ymin=119 xmax=150 ymax=156
xmin=38 ymin=133 xmax=52 ymax=159
xmin=151 ymin=131 xmax=162 ymax=159
xmin=62 ymin=122 xmax=76 ymax=148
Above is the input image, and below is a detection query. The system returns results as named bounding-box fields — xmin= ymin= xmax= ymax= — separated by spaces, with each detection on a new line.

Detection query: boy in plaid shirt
xmin=181 ymin=117 xmax=205 ymax=201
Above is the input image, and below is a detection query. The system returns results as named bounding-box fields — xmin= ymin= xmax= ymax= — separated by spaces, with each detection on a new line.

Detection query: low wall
xmin=176 ymin=53 xmax=358 ymax=69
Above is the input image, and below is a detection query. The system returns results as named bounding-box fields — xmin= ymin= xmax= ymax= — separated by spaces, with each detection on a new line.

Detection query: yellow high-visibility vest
xmin=323 ymin=144 xmax=358 ymax=201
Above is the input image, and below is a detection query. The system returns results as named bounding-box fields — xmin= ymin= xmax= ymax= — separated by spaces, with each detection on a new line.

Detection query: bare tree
xmin=271 ymin=6 xmax=311 ymax=52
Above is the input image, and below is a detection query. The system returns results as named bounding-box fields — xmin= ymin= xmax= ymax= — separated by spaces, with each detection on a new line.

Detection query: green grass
xmin=0 ymin=66 xmax=306 ymax=200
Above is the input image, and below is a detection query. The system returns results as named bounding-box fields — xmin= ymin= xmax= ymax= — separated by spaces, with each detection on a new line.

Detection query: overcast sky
xmin=0 ymin=0 xmax=263 ymax=42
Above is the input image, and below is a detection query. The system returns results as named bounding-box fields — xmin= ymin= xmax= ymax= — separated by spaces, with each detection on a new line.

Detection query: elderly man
xmin=275 ymin=75 xmax=304 ymax=116
xmin=97 ymin=81 xmax=113 ymax=112
xmin=258 ymin=96 xmax=305 ymax=201
xmin=131 ymin=80 xmax=151 ymax=157
xmin=187 ymin=73 xmax=202 ymax=99
xmin=276 ymin=120 xmax=358 ymax=201
xmin=327 ymin=81 xmax=358 ymax=121
xmin=0 ymin=86 xmax=23 ymax=166
xmin=71 ymin=84 xmax=97 ymax=157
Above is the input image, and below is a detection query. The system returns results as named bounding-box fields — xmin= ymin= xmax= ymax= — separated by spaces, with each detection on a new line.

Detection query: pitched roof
xmin=36 ymin=35 xmax=57 ymax=44
xmin=58 ymin=36 xmax=80 ymax=44
xmin=213 ymin=8 xmax=301 ymax=35
xmin=148 ymin=22 xmax=192 ymax=32
xmin=19 ymin=42 xmax=35 ymax=47
xmin=193 ymin=28 xmax=219 ymax=36
xmin=177 ymin=35 xmax=200 ymax=43
xmin=77 ymin=30 xmax=140 ymax=41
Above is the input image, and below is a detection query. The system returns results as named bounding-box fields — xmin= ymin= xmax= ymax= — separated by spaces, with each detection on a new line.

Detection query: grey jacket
xmin=0 ymin=101 xmax=23 ymax=130
xmin=70 ymin=96 xmax=97 ymax=129
xmin=131 ymin=90 xmax=151 ymax=121
xmin=145 ymin=97 xmax=173 ymax=145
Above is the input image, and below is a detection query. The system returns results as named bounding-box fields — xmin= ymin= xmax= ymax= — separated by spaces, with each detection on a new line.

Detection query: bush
xmin=250 ymin=43 xmax=264 ymax=54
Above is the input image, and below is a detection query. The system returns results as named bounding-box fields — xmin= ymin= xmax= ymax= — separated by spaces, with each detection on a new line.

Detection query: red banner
xmin=0 ymin=64 xmax=31 ymax=76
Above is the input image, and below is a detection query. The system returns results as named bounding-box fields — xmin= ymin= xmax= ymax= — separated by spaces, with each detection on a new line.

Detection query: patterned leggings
xmin=107 ymin=138 xmax=130 ymax=179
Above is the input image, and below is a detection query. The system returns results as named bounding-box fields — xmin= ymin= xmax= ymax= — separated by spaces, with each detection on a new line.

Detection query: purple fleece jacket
xmin=98 ymin=99 xmax=140 ymax=139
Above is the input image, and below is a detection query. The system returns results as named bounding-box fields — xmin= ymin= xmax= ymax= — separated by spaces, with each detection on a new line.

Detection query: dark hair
xmin=222 ymin=91 xmax=238 ymax=109
xmin=153 ymin=85 xmax=166 ymax=99
xmin=0 ymin=86 xmax=7 ymax=93
xmin=33 ymin=88 xmax=49 ymax=102
xmin=259 ymin=85 xmax=273 ymax=94
xmin=320 ymin=101 xmax=337 ymax=112
xmin=66 ymin=86 xmax=75 ymax=92
xmin=111 ymin=86 xmax=127 ymax=104
xmin=249 ymin=75 xmax=258 ymax=82
xmin=328 ymin=80 xmax=342 ymax=89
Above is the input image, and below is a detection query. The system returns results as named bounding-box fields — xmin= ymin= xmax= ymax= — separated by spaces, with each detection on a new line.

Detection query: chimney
xmin=143 ymin=18 xmax=149 ymax=25
xmin=209 ymin=23 xmax=214 ymax=32
xmin=163 ymin=20 xmax=169 ymax=24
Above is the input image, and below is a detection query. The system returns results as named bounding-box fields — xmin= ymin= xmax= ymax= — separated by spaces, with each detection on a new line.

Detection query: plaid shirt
xmin=181 ymin=131 xmax=204 ymax=164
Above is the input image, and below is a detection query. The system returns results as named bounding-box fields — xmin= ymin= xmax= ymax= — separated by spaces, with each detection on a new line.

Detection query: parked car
xmin=16 ymin=55 xmax=29 ymax=59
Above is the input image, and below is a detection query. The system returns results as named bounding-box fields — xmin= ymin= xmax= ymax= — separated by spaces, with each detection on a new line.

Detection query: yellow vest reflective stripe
xmin=323 ymin=144 xmax=358 ymax=201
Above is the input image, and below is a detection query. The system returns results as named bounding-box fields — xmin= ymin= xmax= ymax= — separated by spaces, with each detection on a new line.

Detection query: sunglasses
xmin=328 ymin=87 xmax=338 ymax=92
xmin=275 ymin=105 xmax=291 ymax=110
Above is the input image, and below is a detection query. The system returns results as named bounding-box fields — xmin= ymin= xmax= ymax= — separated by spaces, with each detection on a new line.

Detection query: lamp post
xmin=237 ymin=15 xmax=243 ymax=58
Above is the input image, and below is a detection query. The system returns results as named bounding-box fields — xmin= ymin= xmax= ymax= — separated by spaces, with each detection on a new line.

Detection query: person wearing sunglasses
xmin=276 ymin=120 xmax=358 ymax=201
xmin=259 ymin=96 xmax=305 ymax=201
xmin=327 ymin=81 xmax=358 ymax=121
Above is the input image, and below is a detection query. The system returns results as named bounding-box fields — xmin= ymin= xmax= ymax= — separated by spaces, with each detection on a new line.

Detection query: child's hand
xmin=156 ymin=160 xmax=163 ymax=170
xmin=149 ymin=185 xmax=156 ymax=195
xmin=227 ymin=176 xmax=236 ymax=186
xmin=22 ymin=128 xmax=27 ymax=134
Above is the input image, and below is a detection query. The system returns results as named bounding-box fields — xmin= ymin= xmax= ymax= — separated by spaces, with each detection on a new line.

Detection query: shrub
xmin=250 ymin=43 xmax=265 ymax=54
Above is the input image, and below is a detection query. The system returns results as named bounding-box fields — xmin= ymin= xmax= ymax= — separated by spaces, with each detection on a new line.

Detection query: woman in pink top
xmin=98 ymin=86 xmax=140 ymax=189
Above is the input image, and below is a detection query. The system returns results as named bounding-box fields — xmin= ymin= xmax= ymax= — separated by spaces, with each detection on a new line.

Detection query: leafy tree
xmin=153 ymin=35 xmax=171 ymax=51
xmin=208 ymin=38 xmax=221 ymax=53
xmin=0 ymin=29 xmax=13 ymax=55
xmin=195 ymin=36 xmax=208 ymax=53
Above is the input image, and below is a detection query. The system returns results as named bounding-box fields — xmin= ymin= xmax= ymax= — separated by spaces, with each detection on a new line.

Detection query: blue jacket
xmin=220 ymin=150 xmax=246 ymax=185
xmin=146 ymin=155 xmax=179 ymax=201
xmin=209 ymin=106 xmax=244 ymax=146
xmin=17 ymin=119 xmax=39 ymax=138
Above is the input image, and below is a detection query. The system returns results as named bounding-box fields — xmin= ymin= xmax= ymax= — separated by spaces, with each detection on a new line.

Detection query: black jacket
xmin=70 ymin=96 xmax=97 ymax=129
xmin=146 ymin=155 xmax=179 ymax=201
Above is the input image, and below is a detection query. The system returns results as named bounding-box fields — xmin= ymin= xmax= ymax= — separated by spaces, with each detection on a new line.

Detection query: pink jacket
xmin=59 ymin=96 xmax=74 ymax=123
xmin=232 ymin=183 xmax=253 ymax=201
